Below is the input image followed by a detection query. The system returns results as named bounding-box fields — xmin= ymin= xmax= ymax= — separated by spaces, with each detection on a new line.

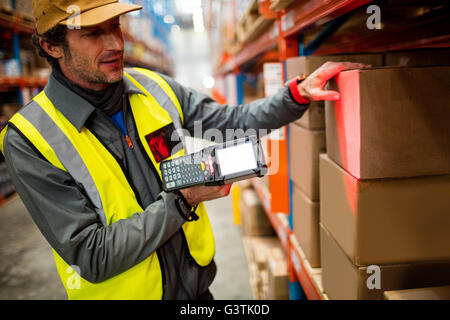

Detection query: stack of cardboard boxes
xmin=321 ymin=60 xmax=450 ymax=299
xmin=287 ymin=54 xmax=383 ymax=269
xmin=239 ymin=183 xmax=274 ymax=237
xmin=243 ymin=236 xmax=287 ymax=300
xmin=239 ymin=49 xmax=450 ymax=300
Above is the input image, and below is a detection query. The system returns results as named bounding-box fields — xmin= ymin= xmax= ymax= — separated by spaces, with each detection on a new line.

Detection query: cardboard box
xmin=384 ymin=285 xmax=450 ymax=300
xmin=292 ymin=184 xmax=320 ymax=267
xmin=325 ymin=66 xmax=450 ymax=179
xmin=289 ymin=123 xmax=325 ymax=200
xmin=385 ymin=48 xmax=450 ymax=67
xmin=320 ymin=224 xmax=450 ymax=300
xmin=320 ymin=154 xmax=450 ymax=266
xmin=266 ymin=247 xmax=289 ymax=300
xmin=0 ymin=0 xmax=12 ymax=10
xmin=250 ymin=237 xmax=282 ymax=272
xmin=286 ymin=54 xmax=383 ymax=129
xmin=14 ymin=0 xmax=33 ymax=18
xmin=239 ymin=188 xmax=274 ymax=237
xmin=244 ymin=236 xmax=281 ymax=300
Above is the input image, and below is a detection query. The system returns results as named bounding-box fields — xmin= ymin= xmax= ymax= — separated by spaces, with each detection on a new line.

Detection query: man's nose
xmin=102 ymin=30 xmax=124 ymax=51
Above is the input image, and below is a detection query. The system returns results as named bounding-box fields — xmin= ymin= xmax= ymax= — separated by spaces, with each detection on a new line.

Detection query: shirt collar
xmin=44 ymin=72 xmax=145 ymax=132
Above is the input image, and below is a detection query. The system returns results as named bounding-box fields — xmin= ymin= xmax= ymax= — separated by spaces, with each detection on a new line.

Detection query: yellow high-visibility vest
xmin=0 ymin=68 xmax=215 ymax=299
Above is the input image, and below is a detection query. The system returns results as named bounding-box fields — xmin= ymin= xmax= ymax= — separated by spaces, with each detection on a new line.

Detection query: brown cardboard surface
xmin=320 ymin=224 xmax=450 ymax=300
xmin=294 ymin=101 xmax=326 ymax=130
xmin=384 ymin=285 xmax=450 ymax=300
xmin=250 ymin=237 xmax=282 ymax=272
xmin=239 ymin=188 xmax=274 ymax=237
xmin=286 ymin=54 xmax=383 ymax=129
xmin=326 ymin=66 xmax=450 ymax=179
xmin=266 ymin=247 xmax=289 ymax=300
xmin=384 ymin=48 xmax=450 ymax=67
xmin=289 ymin=123 xmax=326 ymax=200
xmin=320 ymin=154 xmax=450 ymax=266
xmin=292 ymin=184 xmax=320 ymax=267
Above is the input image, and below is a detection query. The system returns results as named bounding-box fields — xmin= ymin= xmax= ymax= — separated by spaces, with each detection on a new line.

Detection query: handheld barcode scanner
xmin=160 ymin=136 xmax=267 ymax=192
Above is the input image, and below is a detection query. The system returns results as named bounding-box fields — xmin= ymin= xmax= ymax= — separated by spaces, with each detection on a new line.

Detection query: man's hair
xmin=32 ymin=25 xmax=69 ymax=67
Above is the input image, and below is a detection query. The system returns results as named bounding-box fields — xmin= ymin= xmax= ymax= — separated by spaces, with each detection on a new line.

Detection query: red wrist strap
xmin=289 ymin=76 xmax=310 ymax=105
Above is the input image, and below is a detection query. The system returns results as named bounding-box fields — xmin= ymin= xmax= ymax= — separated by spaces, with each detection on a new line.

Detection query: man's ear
xmin=39 ymin=38 xmax=64 ymax=59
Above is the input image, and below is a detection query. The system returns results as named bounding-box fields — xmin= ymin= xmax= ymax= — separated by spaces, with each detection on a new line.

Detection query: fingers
xmin=188 ymin=183 xmax=233 ymax=203
xmin=311 ymin=89 xmax=341 ymax=101
xmin=316 ymin=62 xmax=347 ymax=81
xmin=338 ymin=61 xmax=372 ymax=70
xmin=317 ymin=61 xmax=371 ymax=81
xmin=298 ymin=61 xmax=371 ymax=103
xmin=212 ymin=183 xmax=233 ymax=197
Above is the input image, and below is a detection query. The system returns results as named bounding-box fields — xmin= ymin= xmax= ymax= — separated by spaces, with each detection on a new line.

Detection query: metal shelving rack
xmin=211 ymin=0 xmax=450 ymax=300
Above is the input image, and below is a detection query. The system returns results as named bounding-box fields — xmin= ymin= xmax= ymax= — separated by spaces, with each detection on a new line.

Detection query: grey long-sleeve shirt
xmin=2 ymin=69 xmax=309 ymax=299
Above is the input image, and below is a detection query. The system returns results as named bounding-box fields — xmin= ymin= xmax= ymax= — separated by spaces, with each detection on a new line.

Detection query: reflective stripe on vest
xmin=1 ymin=69 xmax=215 ymax=299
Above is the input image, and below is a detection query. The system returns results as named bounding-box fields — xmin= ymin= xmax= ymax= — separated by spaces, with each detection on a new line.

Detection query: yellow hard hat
xmin=32 ymin=0 xmax=142 ymax=34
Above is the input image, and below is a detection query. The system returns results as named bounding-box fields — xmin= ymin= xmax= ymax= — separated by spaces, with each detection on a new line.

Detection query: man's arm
xmin=161 ymin=75 xmax=308 ymax=139
xmin=3 ymin=128 xmax=188 ymax=284
xmin=159 ymin=61 xmax=370 ymax=139
xmin=158 ymin=75 xmax=308 ymax=140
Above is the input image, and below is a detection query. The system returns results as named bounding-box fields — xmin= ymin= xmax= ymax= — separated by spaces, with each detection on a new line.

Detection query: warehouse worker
xmin=0 ymin=0 xmax=367 ymax=300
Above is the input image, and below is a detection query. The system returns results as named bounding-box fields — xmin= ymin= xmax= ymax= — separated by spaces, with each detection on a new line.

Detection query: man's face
xmin=61 ymin=18 xmax=124 ymax=89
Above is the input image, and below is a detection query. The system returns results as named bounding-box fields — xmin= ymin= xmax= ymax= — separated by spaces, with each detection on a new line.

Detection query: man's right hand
xmin=180 ymin=184 xmax=233 ymax=207
xmin=298 ymin=61 xmax=371 ymax=101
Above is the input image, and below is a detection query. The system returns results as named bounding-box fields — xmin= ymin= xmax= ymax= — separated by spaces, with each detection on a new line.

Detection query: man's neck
xmin=51 ymin=64 xmax=125 ymax=117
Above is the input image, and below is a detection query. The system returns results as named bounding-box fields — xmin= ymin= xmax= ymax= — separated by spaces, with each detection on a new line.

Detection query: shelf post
xmin=277 ymin=15 xmax=299 ymax=216
xmin=11 ymin=0 xmax=24 ymax=105
xmin=233 ymin=66 xmax=244 ymax=105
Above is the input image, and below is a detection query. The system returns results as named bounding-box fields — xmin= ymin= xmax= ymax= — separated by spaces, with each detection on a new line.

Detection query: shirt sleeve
xmin=158 ymin=73 xmax=310 ymax=140
xmin=2 ymin=127 xmax=187 ymax=284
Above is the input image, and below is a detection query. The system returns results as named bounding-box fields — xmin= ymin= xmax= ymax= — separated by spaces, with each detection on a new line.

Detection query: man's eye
xmin=85 ymin=30 xmax=100 ymax=37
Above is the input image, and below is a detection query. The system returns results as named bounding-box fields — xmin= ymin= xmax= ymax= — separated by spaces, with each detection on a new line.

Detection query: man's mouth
xmin=100 ymin=55 xmax=122 ymax=65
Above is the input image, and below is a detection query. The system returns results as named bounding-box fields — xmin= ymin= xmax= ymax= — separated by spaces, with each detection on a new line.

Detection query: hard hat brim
xmin=59 ymin=3 xmax=142 ymax=29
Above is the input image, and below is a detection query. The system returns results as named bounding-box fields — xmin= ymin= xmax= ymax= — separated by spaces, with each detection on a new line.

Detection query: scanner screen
xmin=216 ymin=142 xmax=257 ymax=176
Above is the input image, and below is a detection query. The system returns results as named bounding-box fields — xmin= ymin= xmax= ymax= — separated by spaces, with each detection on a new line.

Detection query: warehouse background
xmin=1 ymin=0 xmax=450 ymax=300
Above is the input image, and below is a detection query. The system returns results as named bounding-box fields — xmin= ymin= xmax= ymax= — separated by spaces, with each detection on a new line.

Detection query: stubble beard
xmin=63 ymin=47 xmax=124 ymax=86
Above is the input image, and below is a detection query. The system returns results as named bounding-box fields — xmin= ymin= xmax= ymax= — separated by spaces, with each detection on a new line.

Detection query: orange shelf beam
xmin=280 ymin=0 xmax=372 ymax=38
xmin=289 ymin=235 xmax=326 ymax=300
xmin=0 ymin=11 xmax=34 ymax=35
xmin=251 ymin=178 xmax=290 ymax=251
xmin=0 ymin=76 xmax=47 ymax=89
xmin=216 ymin=0 xmax=373 ymax=75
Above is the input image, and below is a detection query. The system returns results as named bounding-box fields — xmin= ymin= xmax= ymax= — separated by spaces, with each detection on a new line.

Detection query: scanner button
xmin=201 ymin=162 xmax=205 ymax=171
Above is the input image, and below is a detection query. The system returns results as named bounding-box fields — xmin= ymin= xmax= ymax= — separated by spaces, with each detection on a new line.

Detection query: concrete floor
xmin=0 ymin=193 xmax=253 ymax=300
xmin=206 ymin=196 xmax=253 ymax=300
xmin=0 ymin=194 xmax=66 ymax=299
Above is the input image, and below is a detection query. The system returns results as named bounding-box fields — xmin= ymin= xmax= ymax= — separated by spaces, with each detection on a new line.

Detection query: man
xmin=0 ymin=0 xmax=367 ymax=299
